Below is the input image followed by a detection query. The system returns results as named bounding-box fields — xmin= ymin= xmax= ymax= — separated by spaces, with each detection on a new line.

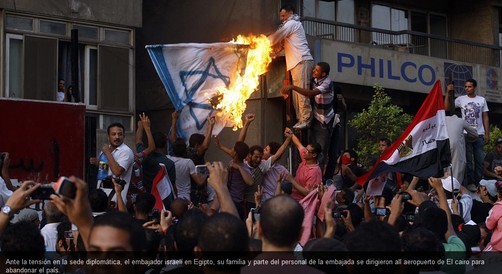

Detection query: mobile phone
xmin=251 ymin=208 xmax=260 ymax=222
xmin=53 ymin=176 xmax=76 ymax=199
xmin=401 ymin=192 xmax=412 ymax=201
xmin=101 ymin=175 xmax=125 ymax=189
xmin=195 ymin=165 xmax=209 ymax=176
xmin=375 ymin=207 xmax=388 ymax=216
xmin=333 ymin=211 xmax=347 ymax=218
xmin=64 ymin=230 xmax=74 ymax=239
xmin=30 ymin=185 xmax=55 ymax=200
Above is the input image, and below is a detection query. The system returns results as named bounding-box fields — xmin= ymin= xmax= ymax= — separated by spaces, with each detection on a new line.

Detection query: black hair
xmin=317 ymin=62 xmax=330 ymax=75
xmin=1 ymin=221 xmax=45 ymax=255
xmin=466 ymin=78 xmax=477 ymax=87
xmin=107 ymin=122 xmax=125 ymax=135
xmin=344 ymin=220 xmax=401 ymax=252
xmin=308 ymin=142 xmax=322 ymax=159
xmin=88 ymin=189 xmax=109 ymax=212
xmin=280 ymin=3 xmax=295 ymax=13
xmin=134 ymin=192 xmax=156 ymax=216
xmin=173 ymin=137 xmax=187 ymax=157
xmin=234 ymin=141 xmax=250 ymax=161
xmin=267 ymin=142 xmax=281 ymax=155
xmin=249 ymin=145 xmax=264 ymax=155
xmin=260 ymin=195 xmax=304 ymax=247
xmin=152 ymin=132 xmax=167 ymax=149
xmin=189 ymin=133 xmax=205 ymax=148
xmin=173 ymin=208 xmax=208 ymax=254
xmin=92 ymin=211 xmax=147 ymax=251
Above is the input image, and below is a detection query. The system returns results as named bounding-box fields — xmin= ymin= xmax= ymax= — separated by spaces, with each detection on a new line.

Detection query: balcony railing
xmin=303 ymin=17 xmax=502 ymax=67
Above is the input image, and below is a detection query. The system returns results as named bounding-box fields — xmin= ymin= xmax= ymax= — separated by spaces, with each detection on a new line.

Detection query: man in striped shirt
xmin=282 ymin=62 xmax=334 ymax=169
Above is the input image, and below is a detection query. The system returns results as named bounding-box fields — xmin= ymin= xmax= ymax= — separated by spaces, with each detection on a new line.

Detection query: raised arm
xmin=198 ymin=116 xmax=216 ymax=155
xmin=288 ymin=127 xmax=305 ymax=151
xmin=206 ymin=162 xmax=238 ymax=217
xmin=237 ymin=113 xmax=255 ymax=142
xmin=135 ymin=113 xmax=155 ymax=156
xmin=170 ymin=111 xmax=179 ymax=144
xmin=444 ymin=83 xmax=454 ymax=112
xmin=0 ymin=181 xmax=41 ymax=237
xmin=428 ymin=177 xmax=456 ymax=240
xmin=214 ymin=136 xmax=233 ymax=157
xmin=269 ymin=128 xmax=293 ymax=165
xmin=51 ymin=176 xmax=94 ymax=250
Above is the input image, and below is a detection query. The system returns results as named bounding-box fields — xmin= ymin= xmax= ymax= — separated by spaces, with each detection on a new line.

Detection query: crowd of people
xmin=2 ymin=4 xmax=502 ymax=274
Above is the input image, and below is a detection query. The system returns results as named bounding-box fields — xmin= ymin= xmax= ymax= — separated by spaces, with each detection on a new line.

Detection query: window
xmin=5 ymin=34 xmax=24 ymax=98
xmin=371 ymin=5 xmax=408 ymax=45
xmin=73 ymin=24 xmax=99 ymax=41
xmin=6 ymin=15 xmax=33 ymax=31
xmin=40 ymin=20 xmax=67 ymax=36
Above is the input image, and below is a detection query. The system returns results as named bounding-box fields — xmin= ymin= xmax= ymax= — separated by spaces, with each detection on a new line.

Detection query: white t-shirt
xmin=455 ymin=95 xmax=489 ymax=135
xmin=100 ymin=143 xmax=134 ymax=203
xmin=167 ymin=156 xmax=196 ymax=201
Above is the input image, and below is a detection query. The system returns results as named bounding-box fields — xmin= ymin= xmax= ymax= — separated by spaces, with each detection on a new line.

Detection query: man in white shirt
xmin=268 ymin=4 xmax=314 ymax=130
xmin=445 ymin=79 xmax=489 ymax=187
xmin=90 ymin=122 xmax=134 ymax=203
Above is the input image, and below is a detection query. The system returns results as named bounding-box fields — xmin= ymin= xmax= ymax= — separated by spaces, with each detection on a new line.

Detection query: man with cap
xmin=484 ymin=138 xmax=502 ymax=181
xmin=441 ymin=176 xmax=473 ymax=223
xmin=471 ymin=179 xmax=497 ymax=223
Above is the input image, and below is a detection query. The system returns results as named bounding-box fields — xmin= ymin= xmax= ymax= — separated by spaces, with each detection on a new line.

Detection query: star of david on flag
xmin=146 ymin=43 xmax=249 ymax=140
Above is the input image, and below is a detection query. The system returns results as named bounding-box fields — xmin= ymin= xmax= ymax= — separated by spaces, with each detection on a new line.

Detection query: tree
xmin=348 ymin=84 xmax=412 ymax=167
xmin=485 ymin=124 xmax=502 ymax=154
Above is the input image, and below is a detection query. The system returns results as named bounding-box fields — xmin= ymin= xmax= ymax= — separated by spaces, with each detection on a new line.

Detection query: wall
xmin=0 ymin=0 xmax=142 ymax=27
xmin=0 ymin=99 xmax=85 ymax=182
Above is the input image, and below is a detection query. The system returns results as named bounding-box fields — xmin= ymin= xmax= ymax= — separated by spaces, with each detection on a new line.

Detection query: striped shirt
xmin=313 ymin=76 xmax=334 ymax=124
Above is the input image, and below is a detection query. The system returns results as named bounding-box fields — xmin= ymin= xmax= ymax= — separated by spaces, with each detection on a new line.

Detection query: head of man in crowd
xmin=196 ymin=212 xmax=249 ymax=272
xmin=378 ymin=138 xmax=391 ymax=154
xmin=304 ymin=142 xmax=322 ymax=161
xmin=279 ymin=4 xmax=295 ymax=22
xmin=259 ymin=195 xmax=304 ymax=251
xmin=248 ymin=145 xmax=264 ymax=168
xmin=464 ymin=78 xmax=477 ymax=97
xmin=87 ymin=211 xmax=146 ymax=252
xmin=107 ymin=122 xmax=126 ymax=150
xmin=153 ymin=131 xmax=167 ymax=150
xmin=232 ymin=141 xmax=250 ymax=163
xmin=263 ymin=141 xmax=280 ymax=160
xmin=313 ymin=62 xmax=330 ymax=80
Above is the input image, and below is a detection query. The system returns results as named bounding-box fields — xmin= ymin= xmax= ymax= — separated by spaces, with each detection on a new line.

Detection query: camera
xmin=102 ymin=175 xmax=126 ymax=189
xmin=251 ymin=207 xmax=261 ymax=222
xmin=405 ymin=213 xmax=415 ymax=222
xmin=148 ymin=211 xmax=161 ymax=223
xmin=401 ymin=192 xmax=412 ymax=201
xmin=30 ymin=185 xmax=55 ymax=200
xmin=375 ymin=207 xmax=389 ymax=216
xmin=195 ymin=165 xmax=209 ymax=176
xmin=333 ymin=211 xmax=347 ymax=218
xmin=53 ymin=177 xmax=77 ymax=199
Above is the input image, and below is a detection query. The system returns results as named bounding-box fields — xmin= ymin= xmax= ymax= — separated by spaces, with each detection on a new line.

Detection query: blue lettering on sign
xmin=337 ymin=52 xmax=436 ymax=86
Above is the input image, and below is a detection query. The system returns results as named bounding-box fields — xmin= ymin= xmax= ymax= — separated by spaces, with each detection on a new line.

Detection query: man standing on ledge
xmin=268 ymin=4 xmax=314 ymax=130
xmin=445 ymin=79 xmax=489 ymax=188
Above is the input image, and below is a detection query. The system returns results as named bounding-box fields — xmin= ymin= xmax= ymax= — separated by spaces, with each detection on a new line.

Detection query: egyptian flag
xmin=357 ymin=80 xmax=451 ymax=194
xmin=151 ymin=163 xmax=177 ymax=211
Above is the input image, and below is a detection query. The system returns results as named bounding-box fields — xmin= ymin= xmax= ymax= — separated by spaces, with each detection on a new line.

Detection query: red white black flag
xmin=357 ymin=80 xmax=451 ymax=193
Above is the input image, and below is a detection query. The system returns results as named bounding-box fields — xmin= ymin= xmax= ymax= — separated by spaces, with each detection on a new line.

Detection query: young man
xmin=90 ymin=122 xmax=134 ymax=203
xmin=445 ymin=79 xmax=489 ymax=187
xmin=268 ymin=4 xmax=314 ymax=129
xmin=282 ymin=62 xmax=334 ymax=169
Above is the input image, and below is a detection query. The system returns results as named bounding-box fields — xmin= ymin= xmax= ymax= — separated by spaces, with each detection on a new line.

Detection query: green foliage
xmin=485 ymin=125 xmax=502 ymax=154
xmin=348 ymin=84 xmax=412 ymax=167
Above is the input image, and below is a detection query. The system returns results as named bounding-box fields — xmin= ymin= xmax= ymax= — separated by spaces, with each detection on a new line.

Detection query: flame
xmin=213 ymin=34 xmax=272 ymax=130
